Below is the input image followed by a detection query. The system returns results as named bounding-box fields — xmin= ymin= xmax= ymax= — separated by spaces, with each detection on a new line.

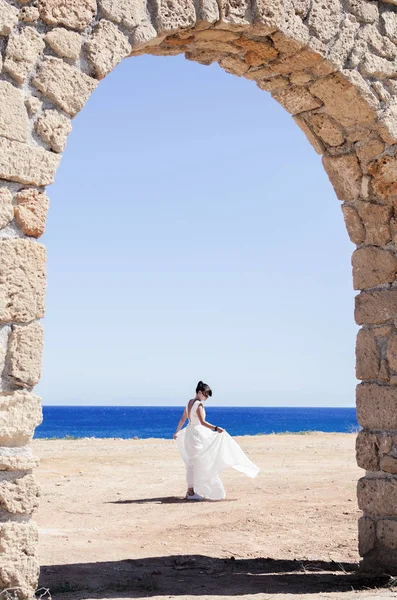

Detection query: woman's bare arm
xmin=173 ymin=408 xmax=187 ymax=439
xmin=197 ymin=404 xmax=223 ymax=432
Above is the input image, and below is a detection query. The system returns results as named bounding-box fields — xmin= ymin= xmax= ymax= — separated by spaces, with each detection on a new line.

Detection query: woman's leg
xmin=186 ymin=460 xmax=194 ymax=495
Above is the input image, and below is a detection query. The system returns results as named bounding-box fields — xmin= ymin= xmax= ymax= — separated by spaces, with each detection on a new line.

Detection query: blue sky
xmin=35 ymin=54 xmax=357 ymax=407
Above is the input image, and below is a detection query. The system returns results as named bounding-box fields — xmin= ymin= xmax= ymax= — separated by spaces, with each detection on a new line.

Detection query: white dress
xmin=175 ymin=399 xmax=260 ymax=500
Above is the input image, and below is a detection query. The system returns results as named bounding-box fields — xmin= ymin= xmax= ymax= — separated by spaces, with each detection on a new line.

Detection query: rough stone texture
xmin=99 ymin=0 xmax=151 ymax=30
xmin=356 ymin=328 xmax=379 ymax=380
xmin=0 ymin=521 xmax=39 ymax=597
xmin=0 ymin=189 xmax=14 ymax=230
xmin=25 ymin=96 xmax=42 ymax=117
xmin=86 ymin=20 xmax=132 ymax=79
xmin=0 ymin=471 xmax=40 ymax=515
xmin=0 ymin=138 xmax=60 ymax=186
xmin=38 ymin=0 xmax=97 ymax=30
xmin=44 ymin=28 xmax=82 ymax=59
xmin=352 ymin=247 xmax=397 ymax=290
xmin=0 ymin=239 xmax=46 ymax=324
xmin=219 ymin=55 xmax=248 ymax=76
xmin=356 ymin=430 xmax=379 ymax=471
xmin=0 ymin=0 xmax=18 ymax=36
xmin=377 ymin=519 xmax=397 ymax=550
xmin=356 ymin=383 xmax=397 ymax=429
xmin=358 ymin=477 xmax=397 ymax=517
xmin=14 ymin=189 xmax=49 ymax=239
xmin=19 ymin=6 xmax=40 ymax=23
xmin=358 ymin=516 xmax=376 ymax=557
xmin=310 ymin=73 xmax=377 ymax=127
xmin=322 ymin=154 xmax=362 ymax=201
xmin=151 ymin=0 xmax=196 ymax=33
xmin=33 ymin=57 xmax=98 ymax=117
xmin=380 ymin=455 xmax=397 ymax=475
xmin=368 ymin=154 xmax=397 ymax=202
xmin=355 ymin=290 xmax=397 ymax=326
xmin=387 ymin=335 xmax=397 ymax=372
xmin=293 ymin=115 xmax=324 ymax=154
xmin=0 ymin=82 xmax=28 ymax=144
xmin=307 ymin=0 xmax=341 ymax=44
xmin=272 ymin=86 xmax=322 ymax=115
xmin=0 ymin=391 xmax=42 ymax=446
xmin=35 ymin=110 xmax=72 ymax=153
xmin=4 ymin=27 xmax=45 ymax=85
xmin=358 ymin=203 xmax=391 ymax=246
xmin=341 ymin=205 xmax=365 ymax=244
xmin=356 ymin=138 xmax=385 ymax=166
xmin=8 ymin=323 xmax=43 ymax=388
xmin=0 ymin=448 xmax=39 ymax=472
xmin=307 ymin=113 xmax=344 ymax=147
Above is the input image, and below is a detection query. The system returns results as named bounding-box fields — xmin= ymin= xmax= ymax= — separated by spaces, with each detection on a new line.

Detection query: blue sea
xmin=34 ymin=406 xmax=359 ymax=439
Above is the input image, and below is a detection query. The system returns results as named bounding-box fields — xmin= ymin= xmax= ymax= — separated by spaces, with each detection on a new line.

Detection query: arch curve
xmin=0 ymin=0 xmax=397 ymax=594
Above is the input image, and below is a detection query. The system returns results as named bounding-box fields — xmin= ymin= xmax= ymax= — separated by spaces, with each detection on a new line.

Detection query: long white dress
xmin=175 ymin=399 xmax=260 ymax=500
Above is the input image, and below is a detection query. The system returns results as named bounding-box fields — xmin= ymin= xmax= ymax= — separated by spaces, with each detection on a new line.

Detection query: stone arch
xmin=1 ymin=0 xmax=397 ymax=595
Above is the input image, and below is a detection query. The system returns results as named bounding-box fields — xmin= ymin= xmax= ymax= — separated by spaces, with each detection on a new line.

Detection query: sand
xmin=33 ymin=433 xmax=397 ymax=600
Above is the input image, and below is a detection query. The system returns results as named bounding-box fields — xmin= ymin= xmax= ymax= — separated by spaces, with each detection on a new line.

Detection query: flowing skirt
xmin=175 ymin=424 xmax=259 ymax=500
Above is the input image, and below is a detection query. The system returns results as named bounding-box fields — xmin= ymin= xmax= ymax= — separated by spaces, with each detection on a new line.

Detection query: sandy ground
xmin=33 ymin=433 xmax=397 ymax=600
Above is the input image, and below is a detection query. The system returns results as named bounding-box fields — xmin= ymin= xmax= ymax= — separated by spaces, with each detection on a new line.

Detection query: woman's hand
xmin=216 ymin=427 xmax=224 ymax=433
xmin=173 ymin=432 xmax=178 ymax=439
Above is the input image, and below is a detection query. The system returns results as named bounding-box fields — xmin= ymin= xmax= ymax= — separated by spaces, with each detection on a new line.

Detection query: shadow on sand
xmin=40 ymin=554 xmax=392 ymax=598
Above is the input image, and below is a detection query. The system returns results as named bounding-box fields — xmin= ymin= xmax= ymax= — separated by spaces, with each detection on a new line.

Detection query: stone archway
xmin=1 ymin=0 xmax=397 ymax=595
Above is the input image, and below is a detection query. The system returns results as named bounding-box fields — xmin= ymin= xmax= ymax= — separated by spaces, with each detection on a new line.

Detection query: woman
xmin=174 ymin=381 xmax=259 ymax=501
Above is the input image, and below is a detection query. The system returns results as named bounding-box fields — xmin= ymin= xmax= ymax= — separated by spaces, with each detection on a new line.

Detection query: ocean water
xmin=34 ymin=406 xmax=358 ymax=439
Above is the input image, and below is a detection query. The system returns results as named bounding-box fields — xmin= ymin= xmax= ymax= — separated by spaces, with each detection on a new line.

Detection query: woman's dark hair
xmin=196 ymin=380 xmax=212 ymax=397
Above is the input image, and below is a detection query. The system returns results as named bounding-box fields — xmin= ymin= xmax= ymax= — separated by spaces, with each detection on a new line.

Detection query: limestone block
xmin=310 ymin=73 xmax=377 ymax=128
xmin=272 ymin=48 xmax=322 ymax=74
xmin=379 ymin=359 xmax=390 ymax=382
xmin=356 ymin=383 xmax=397 ymax=429
xmin=307 ymin=0 xmax=341 ymax=43
xmin=235 ymin=37 xmax=278 ymax=64
xmin=382 ymin=10 xmax=397 ymax=44
xmin=0 ymin=521 xmax=39 ymax=597
xmin=356 ymin=138 xmax=385 ymax=166
xmin=326 ymin=16 xmax=360 ymax=68
xmin=322 ymin=154 xmax=362 ymax=201
xmin=194 ymin=30 xmax=239 ymax=42
xmin=356 ymin=430 xmax=380 ymax=471
xmin=358 ymin=203 xmax=391 ymax=247
xmin=257 ymin=76 xmax=289 ymax=92
xmin=185 ymin=49 xmax=225 ymax=65
xmin=190 ymin=40 xmax=241 ymax=54
xmin=352 ymin=247 xmax=397 ymax=290
xmin=99 ymin=0 xmax=152 ymax=30
xmin=291 ymin=0 xmax=310 ymax=18
xmin=355 ymin=290 xmax=397 ymax=325
xmin=345 ymin=0 xmax=378 ymax=24
xmin=25 ymin=96 xmax=42 ymax=117
xmin=252 ymin=0 xmax=285 ymax=30
xmin=35 ymin=110 xmax=72 ymax=153
xmin=356 ymin=328 xmax=379 ymax=380
xmin=195 ymin=0 xmax=219 ymax=25
xmin=387 ymin=335 xmax=397 ymax=372
xmin=270 ymin=30 xmax=302 ymax=56
xmin=0 ymin=0 xmax=18 ymax=36
xmin=8 ymin=322 xmax=43 ymax=388
xmin=151 ymin=0 xmax=196 ymax=33
xmin=4 ymin=27 xmax=45 ymax=85
xmin=0 ymin=189 xmax=14 ymax=230
xmin=33 ymin=57 xmax=98 ymax=117
xmin=358 ymin=516 xmax=376 ymax=557
xmin=219 ymin=56 xmax=248 ymax=76
xmin=86 ymin=20 xmax=131 ymax=79
xmin=0 ymin=82 xmax=28 ymax=143
xmin=380 ymin=455 xmax=397 ymax=475
xmin=307 ymin=113 xmax=344 ymax=147
xmin=272 ymin=86 xmax=322 ymax=115
xmin=0 ymin=239 xmax=46 ymax=323
xmin=358 ymin=476 xmax=397 ymax=517
xmin=0 ymin=447 xmax=39 ymax=472
xmin=14 ymin=189 xmax=49 ymax=239
xmin=361 ymin=24 xmax=397 ymax=61
xmin=380 ymin=434 xmax=393 ymax=455
xmin=0 ymin=391 xmax=42 ymax=446
xmin=38 ymin=0 xmax=97 ymax=30
xmin=360 ymin=54 xmax=397 ymax=79
xmin=368 ymin=154 xmax=397 ymax=202
xmin=0 ymin=138 xmax=60 ymax=186
xmin=44 ymin=28 xmax=82 ymax=59
xmin=19 ymin=6 xmax=40 ymax=22
xmin=0 ymin=471 xmax=40 ymax=515
xmin=130 ymin=22 xmax=158 ymax=48
xmin=289 ymin=71 xmax=313 ymax=85
xmin=378 ymin=98 xmax=397 ymax=145
xmin=219 ymin=0 xmax=251 ymax=26
xmin=293 ymin=115 xmax=324 ymax=155
xmin=341 ymin=205 xmax=365 ymax=244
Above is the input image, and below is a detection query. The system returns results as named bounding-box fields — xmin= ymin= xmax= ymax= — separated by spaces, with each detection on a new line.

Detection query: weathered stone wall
xmin=0 ymin=0 xmax=397 ymax=594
